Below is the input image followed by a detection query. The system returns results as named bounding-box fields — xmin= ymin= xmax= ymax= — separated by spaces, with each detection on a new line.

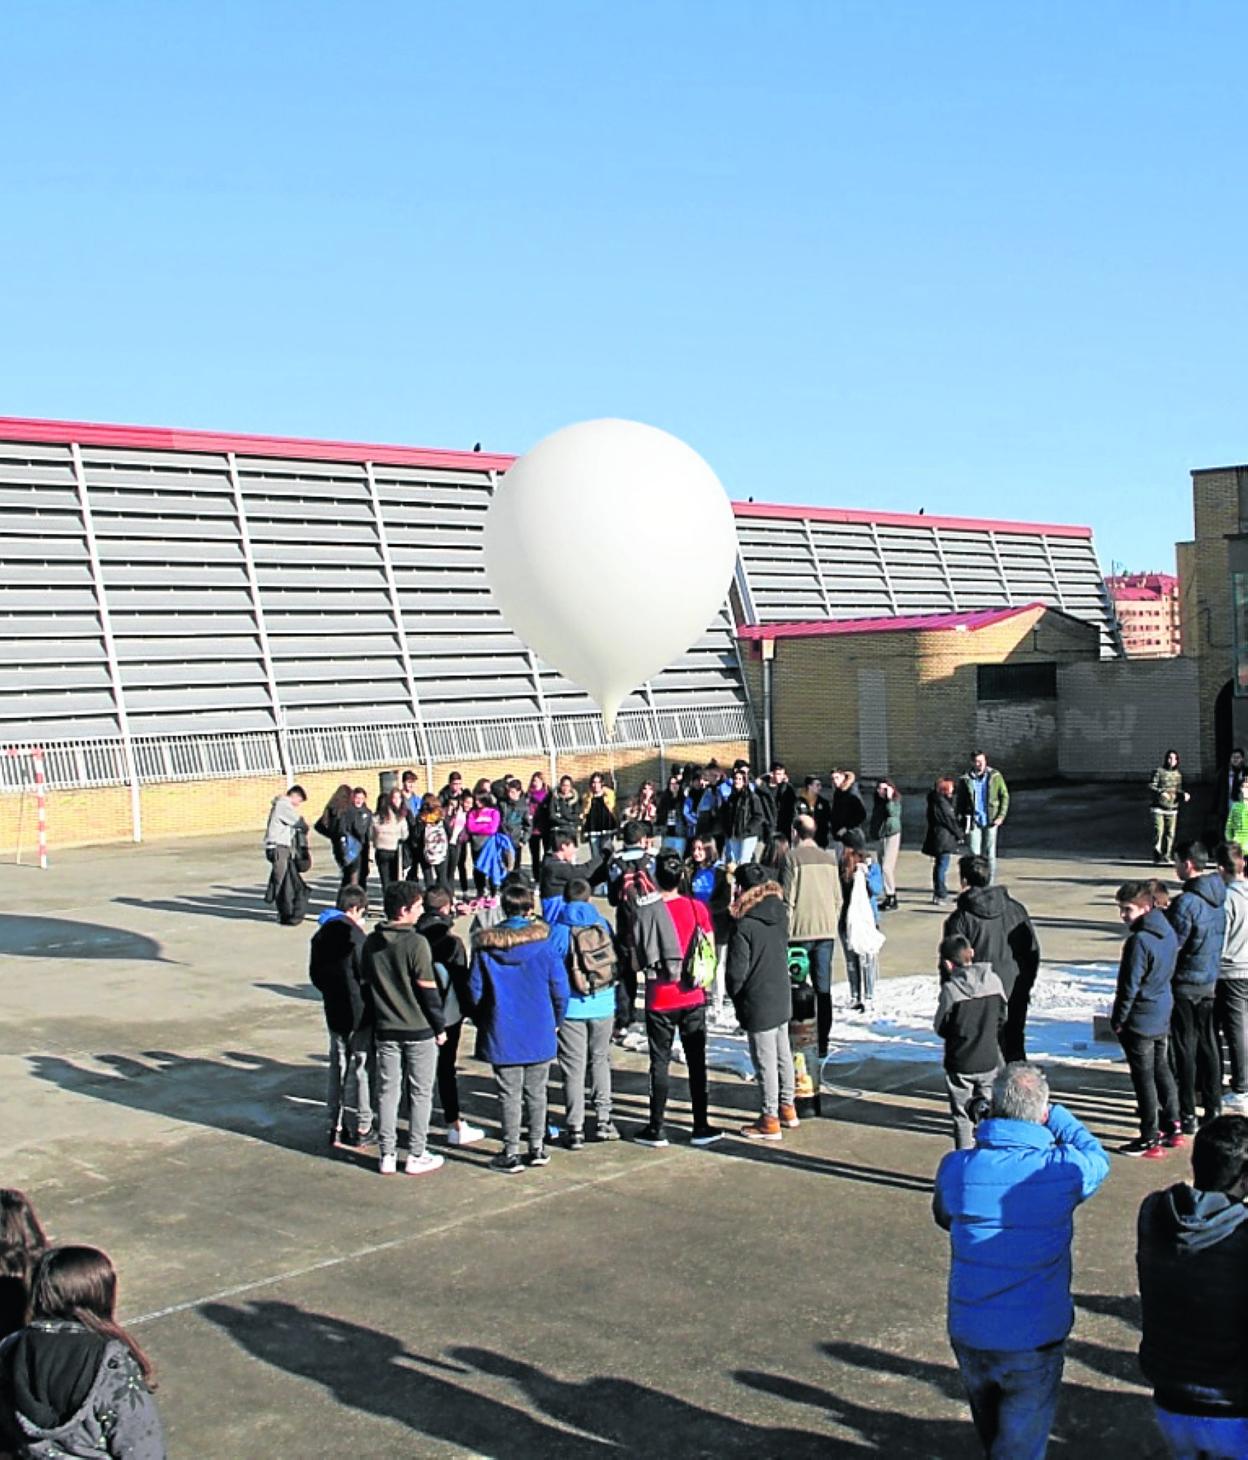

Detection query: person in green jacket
xmin=869 ymin=779 xmax=903 ymax=912
xmin=1150 ymin=748 xmax=1191 ymax=864
xmin=1225 ymin=774 xmax=1248 ymax=856
xmin=955 ymin=753 xmax=1009 ymax=884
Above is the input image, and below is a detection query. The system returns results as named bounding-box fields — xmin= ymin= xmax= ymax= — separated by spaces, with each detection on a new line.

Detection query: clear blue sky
xmin=3 ymin=1 xmax=1245 ymax=572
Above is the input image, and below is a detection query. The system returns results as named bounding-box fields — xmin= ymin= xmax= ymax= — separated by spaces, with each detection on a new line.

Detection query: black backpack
xmin=569 ymin=922 xmax=619 ymax=994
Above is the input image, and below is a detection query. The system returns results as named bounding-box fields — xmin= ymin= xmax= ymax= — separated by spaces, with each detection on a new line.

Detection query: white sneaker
xmin=448 ymin=1121 xmax=485 ymax=1147
xmin=405 ymin=1152 xmax=445 ymax=1176
xmin=379 ymin=1153 xmax=397 ymax=1175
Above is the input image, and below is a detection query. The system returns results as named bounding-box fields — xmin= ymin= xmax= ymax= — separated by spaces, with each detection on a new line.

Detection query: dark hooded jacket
xmin=0 ymin=1321 xmax=164 ymax=1458
xmin=943 ymin=884 xmax=1041 ymax=999
xmin=361 ymin=921 xmax=445 ymax=1041
xmin=725 ymin=881 xmax=792 ymax=1033
xmin=308 ymin=913 xmax=369 ymax=1036
xmin=1167 ymin=872 xmax=1228 ymax=998
xmin=545 ymin=790 xmax=582 ymax=846
xmin=934 ymin=961 xmax=1007 ymax=1075
xmin=415 ymin=909 xmax=471 ymax=1023
xmin=1138 ymin=1183 xmax=1248 ymax=1416
xmin=922 ymin=789 xmax=961 ymax=857
xmin=1112 ymin=907 xmax=1177 ymax=1036
xmin=829 ymin=776 xmax=867 ymax=838
xmin=725 ymin=785 xmax=766 ymax=842
xmin=468 ymin=917 xmax=570 ymax=1065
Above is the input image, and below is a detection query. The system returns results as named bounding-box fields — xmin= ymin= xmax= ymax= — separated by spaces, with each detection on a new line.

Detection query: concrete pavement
xmin=0 ymin=793 xmax=1181 ymax=1456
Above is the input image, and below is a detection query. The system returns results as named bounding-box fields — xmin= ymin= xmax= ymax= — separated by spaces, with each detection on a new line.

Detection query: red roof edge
xmin=0 ymin=415 xmax=518 ymax=473
xmin=737 ymin=604 xmax=1050 ymax=640
xmin=732 ymin=500 xmax=1093 ymax=540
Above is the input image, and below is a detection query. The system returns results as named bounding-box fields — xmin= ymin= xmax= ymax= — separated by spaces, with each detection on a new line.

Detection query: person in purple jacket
xmin=469 ymin=882 xmax=570 ymax=1175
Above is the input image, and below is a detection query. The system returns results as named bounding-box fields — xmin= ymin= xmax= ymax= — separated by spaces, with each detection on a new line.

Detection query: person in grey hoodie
xmin=1137 ymin=1115 xmax=1248 ymax=1457
xmin=1168 ymin=842 xmax=1228 ymax=1133
xmin=1215 ymin=842 xmax=1248 ymax=1114
xmin=934 ymin=934 xmax=1007 ymax=1149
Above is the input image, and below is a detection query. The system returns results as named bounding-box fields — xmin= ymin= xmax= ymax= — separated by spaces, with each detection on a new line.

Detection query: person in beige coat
xmin=782 ymin=814 xmax=843 ymax=1056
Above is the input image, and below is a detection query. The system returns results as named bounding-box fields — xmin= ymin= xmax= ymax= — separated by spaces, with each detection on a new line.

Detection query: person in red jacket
xmin=631 ymin=850 xmax=724 ymax=1149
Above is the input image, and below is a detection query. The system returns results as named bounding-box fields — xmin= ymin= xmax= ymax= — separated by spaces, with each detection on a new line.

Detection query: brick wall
xmin=1057 ymin=657 xmax=1201 ymax=778
xmin=1183 ymin=469 xmax=1240 ymax=772
xmin=0 ymin=740 xmax=750 ymax=857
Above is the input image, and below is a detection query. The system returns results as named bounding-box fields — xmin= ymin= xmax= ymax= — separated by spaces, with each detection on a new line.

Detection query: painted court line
xmin=127 ymin=1151 xmax=683 ymax=1327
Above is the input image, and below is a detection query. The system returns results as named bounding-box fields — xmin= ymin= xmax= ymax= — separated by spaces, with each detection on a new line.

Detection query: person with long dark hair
xmin=0 ymin=1190 xmax=48 ymax=1343
xmin=870 ymin=778 xmax=903 ymax=911
xmin=527 ymin=773 xmax=550 ymax=879
xmin=371 ymin=788 xmax=410 ymax=894
xmin=0 ymin=1246 xmax=165 ymax=1457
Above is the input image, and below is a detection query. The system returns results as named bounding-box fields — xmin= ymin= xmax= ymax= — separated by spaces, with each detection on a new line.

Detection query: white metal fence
xmin=0 ymin=705 xmax=754 ymax=793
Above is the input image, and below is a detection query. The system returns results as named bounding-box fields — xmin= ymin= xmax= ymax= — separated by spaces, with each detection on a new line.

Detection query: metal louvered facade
xmin=732 ymin=505 xmax=1121 ymax=656
xmin=0 ymin=421 xmax=750 ymax=791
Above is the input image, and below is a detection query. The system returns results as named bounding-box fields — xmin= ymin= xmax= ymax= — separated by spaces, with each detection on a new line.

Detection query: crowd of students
xmin=0 ymin=1191 xmax=164 ymax=1458
xmin=293 ymin=750 xmax=1042 ymax=1171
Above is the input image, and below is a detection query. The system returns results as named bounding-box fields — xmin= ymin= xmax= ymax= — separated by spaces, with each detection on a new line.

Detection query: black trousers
xmin=1003 ymin=976 xmax=1034 ymax=1065
xmin=646 ymin=1003 xmax=709 ymax=1133
xmin=1119 ymin=1030 xmax=1179 ymax=1139
xmin=436 ymin=1020 xmax=463 ymax=1125
xmin=1170 ymin=995 xmax=1222 ymax=1120
xmin=374 ymin=849 xmax=402 ymax=893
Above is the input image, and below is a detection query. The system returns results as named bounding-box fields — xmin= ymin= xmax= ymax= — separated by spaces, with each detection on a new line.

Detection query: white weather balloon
xmin=483 ymin=419 xmax=738 ymax=735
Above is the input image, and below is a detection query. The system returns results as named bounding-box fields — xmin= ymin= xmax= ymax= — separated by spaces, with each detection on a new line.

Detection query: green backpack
xmin=787 ymin=943 xmax=812 ymax=986
xmin=682 ymin=927 xmax=719 ymax=992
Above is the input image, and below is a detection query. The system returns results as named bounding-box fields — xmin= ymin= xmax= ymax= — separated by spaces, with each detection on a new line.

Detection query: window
xmin=976 ymin=662 xmax=1058 ymax=701
xmin=1233 ymin=572 xmax=1248 ymax=695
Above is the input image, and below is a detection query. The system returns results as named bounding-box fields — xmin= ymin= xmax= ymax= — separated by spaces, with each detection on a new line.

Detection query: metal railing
xmin=1 ymin=704 xmax=754 ymax=794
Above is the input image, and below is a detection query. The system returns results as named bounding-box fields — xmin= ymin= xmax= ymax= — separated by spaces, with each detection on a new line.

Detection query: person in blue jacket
xmin=1112 ymin=881 xmax=1181 ymax=1157
xmin=469 ymin=881 xmax=570 ymax=1175
xmin=933 ymin=1061 xmax=1109 ymax=1460
xmin=547 ymin=879 xmax=620 ymax=1148
xmin=1167 ymin=841 xmax=1228 ymax=1134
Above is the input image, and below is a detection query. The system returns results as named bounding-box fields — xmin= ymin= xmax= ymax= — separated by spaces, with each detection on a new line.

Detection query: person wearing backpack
xmin=629 ymin=850 xmax=723 ymax=1148
xmin=414 ymin=793 xmax=452 ymax=893
xmin=548 ymin=879 xmax=621 ymax=1147
xmin=727 ymin=862 xmax=796 ymax=1140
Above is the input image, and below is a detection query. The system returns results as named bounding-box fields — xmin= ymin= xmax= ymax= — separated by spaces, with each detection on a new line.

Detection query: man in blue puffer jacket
xmin=469 ymin=882 xmax=570 ymax=1175
xmin=1167 ymin=841 xmax=1228 ymax=1133
xmin=933 ymin=1061 xmax=1109 ymax=1459
xmin=548 ymin=880 xmax=620 ymax=1148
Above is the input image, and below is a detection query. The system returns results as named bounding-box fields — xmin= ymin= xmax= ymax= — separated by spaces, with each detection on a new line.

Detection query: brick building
xmin=1178 ymin=465 xmax=1248 ymax=774
xmin=1105 ymin=572 xmax=1181 ymax=658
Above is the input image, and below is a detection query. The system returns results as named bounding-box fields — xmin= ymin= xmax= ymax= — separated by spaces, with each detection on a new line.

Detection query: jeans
xmin=376 ymin=1037 xmax=438 ymax=1159
xmin=747 ymin=1023 xmax=796 ymax=1117
xmin=952 ymin=1339 xmax=1065 ymax=1460
xmin=1152 ymin=809 xmax=1179 ymax=860
xmin=435 ymin=1020 xmax=463 ymax=1125
xmin=968 ymin=823 xmax=999 ymax=882
xmin=1170 ymin=995 xmax=1222 ymax=1121
xmin=557 ymin=1016 xmax=613 ymax=1131
xmin=529 ymin=834 xmax=544 ymax=880
xmin=453 ymin=842 xmax=471 ymax=896
xmin=374 ymin=848 xmax=402 ymax=893
xmin=800 ymin=938 xmax=836 ymax=1055
xmin=946 ymin=1067 xmax=998 ymax=1150
xmin=494 ymin=1062 xmax=550 ymax=1156
xmin=646 ymin=1003 xmax=709 ymax=1133
xmin=327 ymin=1030 xmax=373 ymax=1137
xmin=1216 ymin=977 xmax=1248 ymax=1095
xmin=725 ymin=835 xmax=758 ymax=865
xmin=845 ymin=949 xmax=878 ymax=1006
xmin=932 ymin=852 xmax=952 ymax=898
xmin=1120 ymin=1029 xmax=1180 ymax=1139
xmin=1155 ymin=1405 xmax=1248 ymax=1459
xmin=877 ymin=833 xmax=901 ymax=897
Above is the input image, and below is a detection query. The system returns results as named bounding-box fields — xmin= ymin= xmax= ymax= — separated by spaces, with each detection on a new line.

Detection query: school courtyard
xmin=0 ymin=787 xmax=1188 ymax=1457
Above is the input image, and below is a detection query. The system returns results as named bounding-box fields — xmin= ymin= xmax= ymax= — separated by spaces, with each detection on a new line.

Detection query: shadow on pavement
xmin=0 ymin=913 xmax=172 ymax=962
xmin=254 ymin=981 xmax=321 ymax=1002
xmin=204 ymin=1301 xmax=838 ymax=1456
